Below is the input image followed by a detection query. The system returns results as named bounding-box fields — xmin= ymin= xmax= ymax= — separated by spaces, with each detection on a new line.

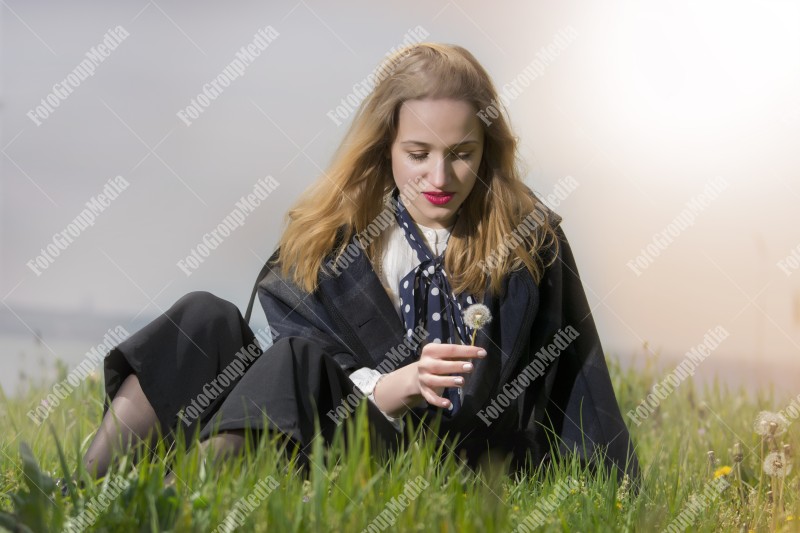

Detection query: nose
xmin=425 ymin=155 xmax=451 ymax=189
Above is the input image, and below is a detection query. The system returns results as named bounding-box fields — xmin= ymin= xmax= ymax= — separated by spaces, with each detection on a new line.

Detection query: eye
xmin=407 ymin=152 xmax=428 ymax=162
xmin=447 ymin=149 xmax=473 ymax=160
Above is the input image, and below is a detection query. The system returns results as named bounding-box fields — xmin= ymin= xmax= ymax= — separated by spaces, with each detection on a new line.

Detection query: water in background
xmin=1 ymin=334 xmax=99 ymax=396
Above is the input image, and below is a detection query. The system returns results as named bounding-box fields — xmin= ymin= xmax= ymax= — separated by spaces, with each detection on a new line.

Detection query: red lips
xmin=423 ymin=192 xmax=454 ymax=205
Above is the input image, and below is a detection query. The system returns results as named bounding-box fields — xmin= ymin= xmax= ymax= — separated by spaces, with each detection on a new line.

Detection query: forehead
xmin=395 ymin=98 xmax=483 ymax=145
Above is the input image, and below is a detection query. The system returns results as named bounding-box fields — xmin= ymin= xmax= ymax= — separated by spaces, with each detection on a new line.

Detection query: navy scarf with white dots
xmin=390 ymin=186 xmax=480 ymax=416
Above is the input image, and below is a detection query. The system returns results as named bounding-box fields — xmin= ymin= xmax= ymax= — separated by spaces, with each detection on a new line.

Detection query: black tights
xmin=82 ymin=373 xmax=247 ymax=479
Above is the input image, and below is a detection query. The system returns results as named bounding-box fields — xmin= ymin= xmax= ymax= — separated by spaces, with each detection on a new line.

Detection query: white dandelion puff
xmin=763 ymin=451 xmax=793 ymax=478
xmin=464 ymin=303 xmax=492 ymax=346
xmin=753 ymin=411 xmax=789 ymax=436
xmin=464 ymin=303 xmax=492 ymax=330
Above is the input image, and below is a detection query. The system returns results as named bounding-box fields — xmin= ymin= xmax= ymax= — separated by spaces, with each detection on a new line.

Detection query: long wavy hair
xmin=272 ymin=42 xmax=560 ymax=299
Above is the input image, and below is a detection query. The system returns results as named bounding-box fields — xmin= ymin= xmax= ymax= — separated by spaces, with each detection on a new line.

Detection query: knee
xmin=177 ymin=290 xmax=223 ymax=307
xmin=173 ymin=290 xmax=239 ymax=323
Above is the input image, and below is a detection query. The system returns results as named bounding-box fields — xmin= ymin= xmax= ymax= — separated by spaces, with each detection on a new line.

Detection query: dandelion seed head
xmin=707 ymin=450 xmax=717 ymax=467
xmin=733 ymin=442 xmax=743 ymax=463
xmin=763 ymin=451 xmax=793 ymax=478
xmin=464 ymin=303 xmax=492 ymax=330
xmin=753 ymin=411 xmax=789 ymax=436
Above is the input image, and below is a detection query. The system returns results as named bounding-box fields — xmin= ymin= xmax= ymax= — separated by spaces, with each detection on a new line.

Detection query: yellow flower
xmin=713 ymin=465 xmax=732 ymax=479
xmin=616 ymin=501 xmax=623 ymax=510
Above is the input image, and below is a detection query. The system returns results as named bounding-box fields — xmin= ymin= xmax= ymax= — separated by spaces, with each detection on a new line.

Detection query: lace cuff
xmin=348 ymin=367 xmax=404 ymax=432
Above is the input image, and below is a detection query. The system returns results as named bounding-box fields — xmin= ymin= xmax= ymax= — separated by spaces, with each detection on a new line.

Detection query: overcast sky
xmin=2 ymin=1 xmax=800 ymax=387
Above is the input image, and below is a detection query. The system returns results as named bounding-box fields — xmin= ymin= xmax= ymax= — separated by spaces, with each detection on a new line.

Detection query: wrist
xmin=373 ymin=373 xmax=402 ymax=419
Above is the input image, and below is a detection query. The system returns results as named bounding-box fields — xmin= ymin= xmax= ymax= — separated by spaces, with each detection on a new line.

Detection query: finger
xmin=420 ymin=374 xmax=465 ymax=389
xmin=425 ymin=359 xmax=476 ymax=376
xmin=420 ymin=386 xmax=451 ymax=409
xmin=420 ymin=343 xmax=487 ymax=360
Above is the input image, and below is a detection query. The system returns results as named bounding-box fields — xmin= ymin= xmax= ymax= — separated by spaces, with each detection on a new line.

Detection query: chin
xmin=415 ymin=204 xmax=458 ymax=227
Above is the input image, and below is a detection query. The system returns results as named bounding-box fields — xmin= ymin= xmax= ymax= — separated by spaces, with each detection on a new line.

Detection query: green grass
xmin=1 ymin=350 xmax=798 ymax=532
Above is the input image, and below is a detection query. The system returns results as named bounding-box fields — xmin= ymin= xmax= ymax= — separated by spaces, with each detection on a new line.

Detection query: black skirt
xmin=102 ymin=291 xmax=408 ymax=464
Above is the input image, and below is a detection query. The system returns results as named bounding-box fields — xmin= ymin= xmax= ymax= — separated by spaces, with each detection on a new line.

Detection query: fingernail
xmin=463 ymin=362 xmax=473 ymax=371
xmin=477 ymin=349 xmax=487 ymax=356
xmin=454 ymin=377 xmax=464 ymax=384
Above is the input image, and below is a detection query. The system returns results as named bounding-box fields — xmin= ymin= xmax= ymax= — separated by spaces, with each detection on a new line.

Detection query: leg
xmin=92 ymin=291 xmax=263 ymax=478
xmin=164 ymin=429 xmax=248 ymax=488
xmin=82 ymin=373 xmax=160 ymax=478
xmin=162 ymin=426 xmax=305 ymax=487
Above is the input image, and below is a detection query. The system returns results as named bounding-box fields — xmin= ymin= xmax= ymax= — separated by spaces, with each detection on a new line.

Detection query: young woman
xmin=81 ymin=42 xmax=640 ymax=485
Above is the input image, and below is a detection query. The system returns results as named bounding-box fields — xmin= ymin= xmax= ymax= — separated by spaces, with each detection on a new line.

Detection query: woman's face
xmin=389 ymin=98 xmax=484 ymax=229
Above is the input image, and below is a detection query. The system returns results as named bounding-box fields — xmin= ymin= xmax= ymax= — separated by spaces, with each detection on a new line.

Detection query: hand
xmin=412 ymin=343 xmax=487 ymax=409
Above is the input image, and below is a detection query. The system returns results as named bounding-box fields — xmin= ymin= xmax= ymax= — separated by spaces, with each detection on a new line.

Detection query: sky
xmin=2 ymin=1 xmax=799 ymax=394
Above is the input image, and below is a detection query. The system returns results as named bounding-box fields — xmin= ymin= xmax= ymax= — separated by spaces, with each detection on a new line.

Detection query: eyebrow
xmin=400 ymin=140 xmax=480 ymax=148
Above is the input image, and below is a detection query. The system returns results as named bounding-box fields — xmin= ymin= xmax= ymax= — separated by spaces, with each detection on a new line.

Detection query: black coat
xmin=244 ymin=214 xmax=640 ymax=482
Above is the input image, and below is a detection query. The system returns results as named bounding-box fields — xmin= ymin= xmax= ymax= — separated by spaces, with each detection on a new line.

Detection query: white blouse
xmin=347 ymin=217 xmax=456 ymax=433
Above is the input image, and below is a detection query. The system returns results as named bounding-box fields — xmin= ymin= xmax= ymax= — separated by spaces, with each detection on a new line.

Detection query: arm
xmin=257 ymin=250 xmax=451 ymax=428
xmin=371 ymin=363 xmax=426 ymax=418
xmin=259 ymin=261 xmax=426 ymax=431
xmin=372 ymin=342 xmax=485 ymax=419
xmin=349 ymin=367 xmax=418 ymax=431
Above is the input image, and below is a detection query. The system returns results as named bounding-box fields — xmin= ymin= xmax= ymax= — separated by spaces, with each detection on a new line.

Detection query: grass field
xmin=0 ymin=349 xmax=798 ymax=532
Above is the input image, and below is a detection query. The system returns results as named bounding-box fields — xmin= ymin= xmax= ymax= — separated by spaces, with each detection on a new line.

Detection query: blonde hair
xmin=272 ymin=42 xmax=560 ymax=299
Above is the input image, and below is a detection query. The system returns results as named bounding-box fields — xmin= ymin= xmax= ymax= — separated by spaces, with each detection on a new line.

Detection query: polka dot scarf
xmin=390 ymin=186 xmax=480 ymax=415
